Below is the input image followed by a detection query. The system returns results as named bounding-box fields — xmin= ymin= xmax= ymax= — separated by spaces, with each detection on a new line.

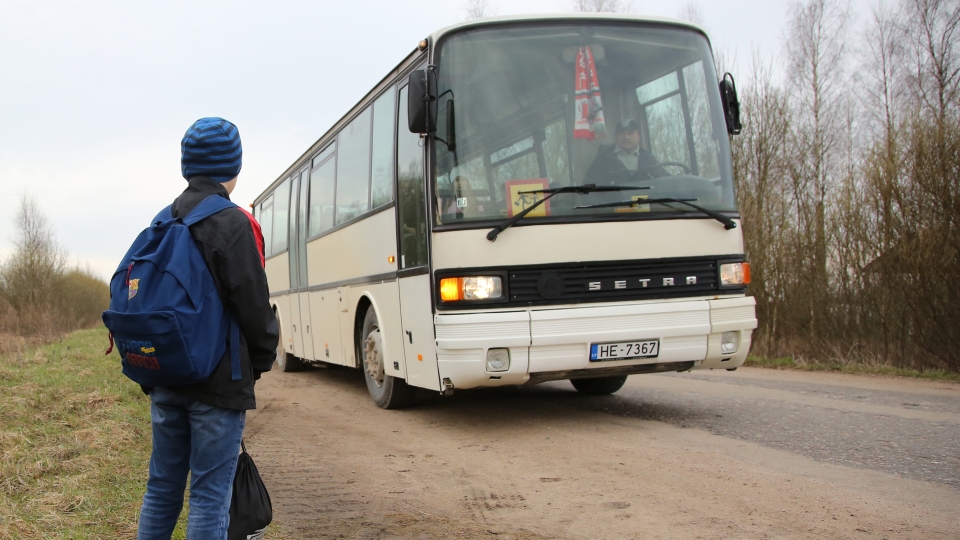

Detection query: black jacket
xmin=144 ymin=177 xmax=278 ymax=410
xmin=585 ymin=144 xmax=668 ymax=185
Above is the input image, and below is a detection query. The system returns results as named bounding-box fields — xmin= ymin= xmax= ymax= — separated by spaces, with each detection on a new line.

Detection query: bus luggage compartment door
xmin=308 ymin=289 xmax=344 ymax=365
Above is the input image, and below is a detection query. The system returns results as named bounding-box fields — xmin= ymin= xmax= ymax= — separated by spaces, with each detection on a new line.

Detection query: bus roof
xmin=428 ymin=13 xmax=709 ymax=45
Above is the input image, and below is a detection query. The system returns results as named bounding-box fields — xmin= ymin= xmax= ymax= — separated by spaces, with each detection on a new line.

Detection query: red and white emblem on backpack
xmin=128 ymin=279 xmax=140 ymax=300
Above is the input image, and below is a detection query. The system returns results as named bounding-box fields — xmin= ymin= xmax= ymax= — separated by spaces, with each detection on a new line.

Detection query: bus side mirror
xmin=407 ymin=69 xmax=438 ymax=134
xmin=719 ymin=73 xmax=742 ymax=136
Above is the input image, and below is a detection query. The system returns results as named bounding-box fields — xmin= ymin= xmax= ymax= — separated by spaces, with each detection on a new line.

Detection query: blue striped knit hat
xmin=181 ymin=117 xmax=242 ymax=183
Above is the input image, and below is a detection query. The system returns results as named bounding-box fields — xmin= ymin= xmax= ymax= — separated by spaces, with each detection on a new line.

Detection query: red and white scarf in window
xmin=573 ymin=46 xmax=607 ymax=140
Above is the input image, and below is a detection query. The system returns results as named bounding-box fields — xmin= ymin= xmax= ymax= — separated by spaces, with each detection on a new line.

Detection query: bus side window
xmin=371 ymin=86 xmax=396 ymax=208
xmin=396 ymin=85 xmax=427 ymax=269
xmin=309 ymin=145 xmax=336 ymax=237
xmin=336 ymin=108 xmax=373 ymax=226
xmin=260 ymin=196 xmax=274 ymax=257
xmin=272 ymin=179 xmax=290 ymax=254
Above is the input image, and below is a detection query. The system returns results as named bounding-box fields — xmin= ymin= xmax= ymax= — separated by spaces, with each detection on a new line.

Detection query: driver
xmin=585 ymin=119 xmax=668 ymax=184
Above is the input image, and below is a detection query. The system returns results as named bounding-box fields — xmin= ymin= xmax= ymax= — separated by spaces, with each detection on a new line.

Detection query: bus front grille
xmin=507 ymin=256 xmax=721 ymax=306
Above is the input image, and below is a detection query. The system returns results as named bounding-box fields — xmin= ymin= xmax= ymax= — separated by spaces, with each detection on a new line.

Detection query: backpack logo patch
xmin=118 ymin=339 xmax=160 ymax=370
xmin=128 ymin=279 xmax=140 ymax=300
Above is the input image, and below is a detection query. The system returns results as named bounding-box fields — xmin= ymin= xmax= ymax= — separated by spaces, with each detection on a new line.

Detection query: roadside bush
xmin=0 ymin=295 xmax=15 ymax=333
xmin=0 ymin=196 xmax=109 ymax=343
xmin=59 ymin=267 xmax=112 ymax=330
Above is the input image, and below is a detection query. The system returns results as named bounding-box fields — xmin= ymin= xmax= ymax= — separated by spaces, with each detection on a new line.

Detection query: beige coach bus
xmin=253 ymin=14 xmax=757 ymax=409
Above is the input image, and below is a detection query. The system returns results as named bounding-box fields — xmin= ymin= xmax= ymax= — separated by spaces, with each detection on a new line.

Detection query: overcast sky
xmin=0 ymin=0 xmax=867 ymax=280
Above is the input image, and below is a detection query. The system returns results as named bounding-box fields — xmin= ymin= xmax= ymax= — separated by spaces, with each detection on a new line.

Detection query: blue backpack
xmin=102 ymin=195 xmax=241 ymax=387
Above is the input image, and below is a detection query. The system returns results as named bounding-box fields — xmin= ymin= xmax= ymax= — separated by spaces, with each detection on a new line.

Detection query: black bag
xmin=228 ymin=440 xmax=272 ymax=540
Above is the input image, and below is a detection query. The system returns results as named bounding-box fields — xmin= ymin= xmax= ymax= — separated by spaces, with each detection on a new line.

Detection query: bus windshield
xmin=433 ymin=23 xmax=736 ymax=226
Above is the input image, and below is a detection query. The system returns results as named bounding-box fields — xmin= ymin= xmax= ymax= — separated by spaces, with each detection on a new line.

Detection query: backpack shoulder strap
xmin=184 ymin=196 xmax=243 ymax=382
xmin=183 ymin=195 xmax=237 ymax=226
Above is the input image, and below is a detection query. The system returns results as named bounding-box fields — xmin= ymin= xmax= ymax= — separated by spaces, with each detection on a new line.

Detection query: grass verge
xmin=0 ymin=326 xmax=290 ymax=539
xmin=744 ymin=355 xmax=960 ymax=382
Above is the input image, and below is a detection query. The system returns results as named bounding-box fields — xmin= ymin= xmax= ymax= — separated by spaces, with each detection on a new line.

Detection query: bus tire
xmin=275 ymin=318 xmax=304 ymax=372
xmin=570 ymin=375 xmax=628 ymax=395
xmin=360 ymin=307 xmax=416 ymax=409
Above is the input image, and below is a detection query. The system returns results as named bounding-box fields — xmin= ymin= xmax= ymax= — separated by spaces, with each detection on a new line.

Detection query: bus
xmin=252 ymin=13 xmax=757 ymax=409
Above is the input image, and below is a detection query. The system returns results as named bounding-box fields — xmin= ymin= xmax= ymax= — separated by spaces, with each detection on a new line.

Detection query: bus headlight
xmin=720 ymin=262 xmax=751 ymax=286
xmin=439 ymin=276 xmax=503 ymax=302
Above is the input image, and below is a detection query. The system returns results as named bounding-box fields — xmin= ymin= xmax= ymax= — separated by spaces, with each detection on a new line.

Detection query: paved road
xmin=247 ymin=365 xmax=960 ymax=539
xmin=528 ymin=369 xmax=960 ymax=488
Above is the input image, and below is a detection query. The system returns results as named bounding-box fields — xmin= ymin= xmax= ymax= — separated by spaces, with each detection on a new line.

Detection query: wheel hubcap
xmin=363 ymin=325 xmax=385 ymax=387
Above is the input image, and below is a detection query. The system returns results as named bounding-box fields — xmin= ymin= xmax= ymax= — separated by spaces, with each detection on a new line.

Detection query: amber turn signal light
xmin=439 ymin=278 xmax=462 ymax=301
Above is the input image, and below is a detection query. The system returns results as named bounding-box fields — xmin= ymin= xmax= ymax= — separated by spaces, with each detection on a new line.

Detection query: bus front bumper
xmin=433 ymin=297 xmax=757 ymax=390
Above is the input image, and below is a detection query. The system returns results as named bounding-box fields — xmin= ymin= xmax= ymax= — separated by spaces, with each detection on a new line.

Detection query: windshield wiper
xmin=486 ymin=183 xmax=650 ymax=241
xmin=574 ymin=197 xmax=738 ymax=230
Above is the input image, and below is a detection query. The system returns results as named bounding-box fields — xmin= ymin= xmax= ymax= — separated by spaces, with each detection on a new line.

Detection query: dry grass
xmin=0 ymin=327 xmax=148 ymax=539
xmin=744 ymin=354 xmax=960 ymax=381
xmin=0 ymin=327 xmax=292 ymax=539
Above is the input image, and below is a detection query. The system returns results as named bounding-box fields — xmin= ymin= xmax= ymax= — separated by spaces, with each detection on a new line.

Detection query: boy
xmin=137 ymin=117 xmax=279 ymax=540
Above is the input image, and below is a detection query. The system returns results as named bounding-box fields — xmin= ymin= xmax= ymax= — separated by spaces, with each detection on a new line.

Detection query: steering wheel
xmin=585 ymin=161 xmax=694 ymax=186
xmin=637 ymin=161 xmax=690 ymax=176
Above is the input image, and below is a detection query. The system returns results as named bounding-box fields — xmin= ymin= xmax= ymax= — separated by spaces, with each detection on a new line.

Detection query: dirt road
xmin=244 ymin=366 xmax=960 ymax=539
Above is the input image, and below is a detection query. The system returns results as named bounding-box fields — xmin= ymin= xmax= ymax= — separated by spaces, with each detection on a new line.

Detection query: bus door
xmin=395 ymin=84 xmax=440 ymax=391
xmin=295 ymin=168 xmax=315 ymax=360
xmin=286 ymin=170 xmax=308 ymax=359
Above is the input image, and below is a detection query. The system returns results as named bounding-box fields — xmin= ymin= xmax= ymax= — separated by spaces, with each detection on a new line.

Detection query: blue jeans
xmin=138 ymin=387 xmax=246 ymax=540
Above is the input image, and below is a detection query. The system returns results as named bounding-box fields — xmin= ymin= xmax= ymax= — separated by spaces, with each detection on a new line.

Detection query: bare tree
xmin=677 ymin=1 xmax=707 ymax=27
xmin=783 ymin=0 xmax=852 ymax=339
xmin=901 ymin=0 xmax=960 ymax=122
xmin=712 ymin=46 xmax=738 ymax=81
xmin=573 ymin=0 xmax=632 ymax=13
xmin=464 ymin=0 xmax=497 ymax=20
xmin=0 ymin=195 xmax=67 ymax=308
xmin=863 ymin=2 xmax=907 ymax=140
xmin=857 ymin=1 xmax=908 ymax=263
xmin=0 ymin=195 xmax=68 ymax=334
xmin=730 ymin=51 xmax=793 ymax=353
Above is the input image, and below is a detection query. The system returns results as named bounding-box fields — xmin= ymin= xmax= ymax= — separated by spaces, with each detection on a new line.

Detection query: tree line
xmin=730 ymin=0 xmax=960 ymax=372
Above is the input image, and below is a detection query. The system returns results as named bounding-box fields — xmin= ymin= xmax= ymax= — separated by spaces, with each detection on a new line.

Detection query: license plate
xmin=589 ymin=339 xmax=660 ymax=362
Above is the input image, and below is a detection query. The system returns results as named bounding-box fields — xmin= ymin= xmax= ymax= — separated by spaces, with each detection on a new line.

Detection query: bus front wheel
xmin=360 ymin=307 xmax=416 ymax=409
xmin=570 ymin=375 xmax=628 ymax=395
